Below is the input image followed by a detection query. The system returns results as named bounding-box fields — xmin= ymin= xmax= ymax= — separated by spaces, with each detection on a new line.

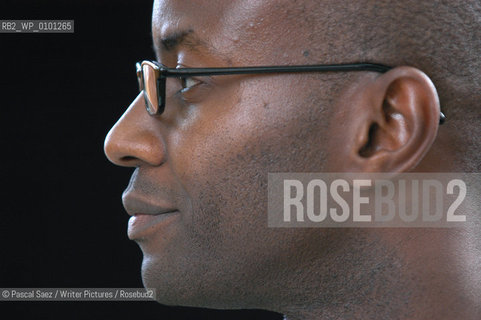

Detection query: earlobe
xmin=331 ymin=67 xmax=441 ymax=173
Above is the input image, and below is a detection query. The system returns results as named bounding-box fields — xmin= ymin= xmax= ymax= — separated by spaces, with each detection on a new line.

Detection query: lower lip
xmin=128 ymin=211 xmax=179 ymax=240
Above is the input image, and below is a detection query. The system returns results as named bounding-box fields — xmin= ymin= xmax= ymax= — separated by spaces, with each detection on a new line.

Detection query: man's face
xmin=105 ymin=0 xmax=341 ymax=309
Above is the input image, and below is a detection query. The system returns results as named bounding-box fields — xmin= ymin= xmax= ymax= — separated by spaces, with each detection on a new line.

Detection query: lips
xmin=123 ymin=191 xmax=179 ymax=240
xmin=127 ymin=211 xmax=179 ymax=240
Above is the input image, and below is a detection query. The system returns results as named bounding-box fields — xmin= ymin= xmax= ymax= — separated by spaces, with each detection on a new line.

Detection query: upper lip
xmin=122 ymin=192 xmax=177 ymax=216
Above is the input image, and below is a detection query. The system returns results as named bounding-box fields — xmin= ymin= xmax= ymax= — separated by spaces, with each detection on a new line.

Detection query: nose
xmin=104 ymin=93 xmax=166 ymax=167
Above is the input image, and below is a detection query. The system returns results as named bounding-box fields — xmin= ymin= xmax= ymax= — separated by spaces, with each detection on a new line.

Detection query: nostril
xmin=121 ymin=156 xmax=138 ymax=162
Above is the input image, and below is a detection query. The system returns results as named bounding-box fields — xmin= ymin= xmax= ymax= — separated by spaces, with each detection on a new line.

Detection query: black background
xmin=0 ymin=1 xmax=282 ymax=319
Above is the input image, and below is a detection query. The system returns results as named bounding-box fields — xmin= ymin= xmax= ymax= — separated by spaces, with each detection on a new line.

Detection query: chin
xmin=140 ymin=254 xmax=213 ymax=307
xmin=140 ymin=253 xmax=262 ymax=310
xmin=140 ymin=255 xmax=188 ymax=306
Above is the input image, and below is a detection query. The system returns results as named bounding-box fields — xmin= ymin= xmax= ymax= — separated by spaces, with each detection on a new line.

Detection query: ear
xmin=327 ymin=66 xmax=441 ymax=173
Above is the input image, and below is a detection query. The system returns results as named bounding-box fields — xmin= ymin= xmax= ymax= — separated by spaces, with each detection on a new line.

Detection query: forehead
xmin=152 ymin=0 xmax=310 ymax=65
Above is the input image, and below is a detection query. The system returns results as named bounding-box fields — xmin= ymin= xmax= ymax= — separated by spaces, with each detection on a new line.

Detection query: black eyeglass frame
xmin=135 ymin=60 xmax=446 ymax=124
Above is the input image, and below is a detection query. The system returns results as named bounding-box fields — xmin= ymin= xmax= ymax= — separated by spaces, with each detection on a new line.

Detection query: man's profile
xmin=104 ymin=0 xmax=480 ymax=319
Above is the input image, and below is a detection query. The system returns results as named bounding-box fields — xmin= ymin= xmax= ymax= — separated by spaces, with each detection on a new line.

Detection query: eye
xmin=180 ymin=77 xmax=201 ymax=91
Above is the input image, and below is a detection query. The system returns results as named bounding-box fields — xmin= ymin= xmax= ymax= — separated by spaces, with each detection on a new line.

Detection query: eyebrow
xmin=161 ymin=29 xmax=192 ymax=50
xmin=155 ymin=29 xmax=205 ymax=54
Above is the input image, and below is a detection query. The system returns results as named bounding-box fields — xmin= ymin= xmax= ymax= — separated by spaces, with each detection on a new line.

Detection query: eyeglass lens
xmin=141 ymin=64 xmax=160 ymax=115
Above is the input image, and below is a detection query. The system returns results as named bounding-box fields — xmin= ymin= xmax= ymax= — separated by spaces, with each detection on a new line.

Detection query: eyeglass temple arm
xmin=161 ymin=63 xmax=393 ymax=76
xmin=158 ymin=63 xmax=446 ymax=124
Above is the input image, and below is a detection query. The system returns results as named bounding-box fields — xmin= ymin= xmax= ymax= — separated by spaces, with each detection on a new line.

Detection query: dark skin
xmin=104 ymin=0 xmax=481 ymax=319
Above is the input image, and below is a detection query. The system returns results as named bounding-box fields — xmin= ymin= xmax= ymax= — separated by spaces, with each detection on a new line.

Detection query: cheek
xmin=166 ymin=94 xmax=267 ymax=240
xmin=165 ymin=77 xmax=329 ymax=249
xmin=167 ymin=78 xmax=283 ymax=188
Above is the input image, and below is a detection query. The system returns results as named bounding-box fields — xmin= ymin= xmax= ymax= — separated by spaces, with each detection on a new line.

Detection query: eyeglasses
xmin=135 ymin=60 xmax=446 ymax=124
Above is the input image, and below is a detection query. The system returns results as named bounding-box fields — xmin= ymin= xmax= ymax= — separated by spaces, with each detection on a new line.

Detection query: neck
xmin=270 ymin=227 xmax=481 ymax=319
